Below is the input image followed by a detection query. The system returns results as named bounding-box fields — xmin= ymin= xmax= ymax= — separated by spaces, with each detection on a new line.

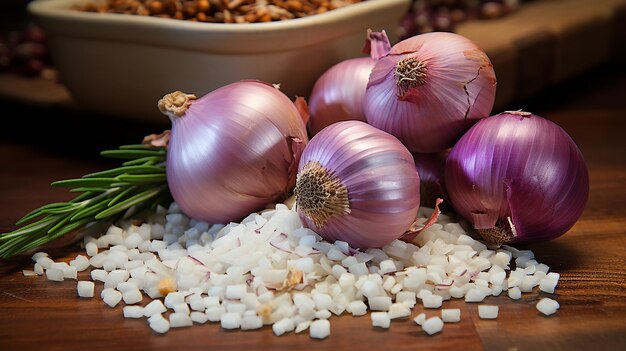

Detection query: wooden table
xmin=1 ymin=63 xmax=625 ymax=351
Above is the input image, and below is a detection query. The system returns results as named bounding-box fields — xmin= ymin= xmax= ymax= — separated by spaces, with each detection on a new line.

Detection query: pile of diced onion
xmin=24 ymin=203 xmax=561 ymax=338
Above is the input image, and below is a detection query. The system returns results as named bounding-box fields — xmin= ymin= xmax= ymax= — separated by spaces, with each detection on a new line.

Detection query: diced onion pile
xmin=27 ymin=202 xmax=560 ymax=338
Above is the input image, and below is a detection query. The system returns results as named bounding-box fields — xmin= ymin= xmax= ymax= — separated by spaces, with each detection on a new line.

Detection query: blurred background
xmin=0 ymin=0 xmax=625 ymax=155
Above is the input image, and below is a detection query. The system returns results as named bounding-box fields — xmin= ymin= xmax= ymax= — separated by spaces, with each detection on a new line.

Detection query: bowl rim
xmin=28 ymin=0 xmax=410 ymax=34
xmin=29 ymin=0 xmax=410 ymax=53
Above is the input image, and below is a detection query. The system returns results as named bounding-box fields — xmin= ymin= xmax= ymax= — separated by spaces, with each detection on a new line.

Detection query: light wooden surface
xmin=1 ymin=63 xmax=625 ymax=350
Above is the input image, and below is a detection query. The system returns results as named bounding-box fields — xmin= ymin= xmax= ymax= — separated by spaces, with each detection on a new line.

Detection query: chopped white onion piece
xmin=413 ymin=313 xmax=426 ymax=326
xmin=102 ymin=289 xmax=122 ymax=308
xmin=225 ymin=284 xmax=247 ymax=300
xmin=77 ymin=281 xmax=95 ymax=298
xmin=164 ymin=291 xmax=188 ymax=308
xmin=520 ymin=276 xmax=540 ymax=292
xmin=273 ymin=317 xmax=295 ymax=336
xmin=478 ymin=305 xmax=499 ymax=319
xmin=169 ymin=312 xmax=193 ymax=328
xmin=388 ymin=303 xmax=411 ymax=319
xmin=441 ymin=309 xmax=461 ymax=323
xmin=31 ymin=252 xmax=49 ymax=262
xmin=241 ymin=314 xmax=263 ymax=330
xmin=34 ymin=263 xmax=44 ymax=275
xmin=295 ymin=321 xmax=310 ymax=334
xmin=91 ymin=269 xmax=108 ymax=282
xmin=371 ymin=312 xmax=390 ymax=329
xmin=117 ymin=281 xmax=138 ymax=293
xmin=122 ymin=288 xmax=143 ymax=305
xmin=86 ymin=242 xmax=98 ymax=257
xmin=347 ymin=300 xmax=367 ymax=316
xmin=312 ymin=292 xmax=333 ymax=310
xmin=539 ymin=277 xmax=558 ymax=294
xmin=395 ymin=291 xmax=416 ymax=308
xmin=173 ymin=302 xmax=191 ymax=315
xmin=310 ymin=319 xmax=330 ymax=339
xmin=104 ymin=270 xmax=129 ymax=289
xmin=465 ymin=288 xmax=486 ymax=303
xmin=69 ymin=254 xmax=90 ymax=272
xmin=188 ymin=311 xmax=207 ymax=324
xmin=422 ymin=294 xmax=443 ymax=308
xmin=149 ymin=314 xmax=170 ymax=334
xmin=220 ymin=312 xmax=242 ymax=329
xmin=368 ymin=296 xmax=392 ymax=311
xmin=422 ymin=316 xmax=444 ymax=335
xmin=206 ymin=306 xmax=226 ymax=323
xmin=45 ymin=268 xmax=64 ymax=282
xmin=508 ymin=287 xmax=522 ymax=300
xmin=315 ymin=309 xmax=332 ymax=320
xmin=123 ymin=306 xmax=145 ymax=318
xmin=536 ymin=298 xmax=560 ymax=316
xmin=143 ymin=299 xmax=167 ymax=317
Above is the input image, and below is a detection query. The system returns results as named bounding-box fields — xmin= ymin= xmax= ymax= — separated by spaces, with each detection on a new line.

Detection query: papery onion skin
xmin=295 ymin=120 xmax=420 ymax=249
xmin=161 ymin=81 xmax=308 ymax=223
xmin=364 ymin=32 xmax=497 ymax=153
xmin=308 ymin=57 xmax=375 ymax=136
xmin=444 ymin=111 xmax=589 ymax=245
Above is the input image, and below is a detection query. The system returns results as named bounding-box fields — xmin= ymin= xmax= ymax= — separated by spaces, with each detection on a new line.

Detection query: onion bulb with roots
xmin=444 ymin=111 xmax=589 ymax=245
xmin=159 ymin=81 xmax=309 ymax=223
xmin=294 ymin=120 xmax=420 ymax=249
xmin=364 ymin=31 xmax=497 ymax=153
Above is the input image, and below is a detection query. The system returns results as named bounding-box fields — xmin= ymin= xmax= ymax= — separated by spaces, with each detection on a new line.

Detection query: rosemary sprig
xmin=0 ymin=144 xmax=171 ymax=259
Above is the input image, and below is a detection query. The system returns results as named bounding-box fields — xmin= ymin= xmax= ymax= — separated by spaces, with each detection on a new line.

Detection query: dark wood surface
xmin=1 ymin=63 xmax=625 ymax=351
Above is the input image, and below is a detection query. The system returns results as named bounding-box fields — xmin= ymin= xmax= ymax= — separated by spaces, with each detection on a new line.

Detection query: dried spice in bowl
xmin=75 ymin=0 xmax=366 ymax=23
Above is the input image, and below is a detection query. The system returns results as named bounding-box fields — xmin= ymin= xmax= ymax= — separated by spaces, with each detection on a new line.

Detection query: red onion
xmin=307 ymin=30 xmax=391 ymax=136
xmin=307 ymin=57 xmax=374 ymax=136
xmin=294 ymin=120 xmax=420 ymax=249
xmin=444 ymin=111 xmax=589 ymax=245
xmin=159 ymin=81 xmax=308 ymax=223
xmin=413 ymin=151 xmax=448 ymax=208
xmin=364 ymin=32 xmax=497 ymax=153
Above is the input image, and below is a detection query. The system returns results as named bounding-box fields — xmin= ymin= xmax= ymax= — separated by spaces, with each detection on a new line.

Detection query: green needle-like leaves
xmin=0 ymin=144 xmax=170 ymax=259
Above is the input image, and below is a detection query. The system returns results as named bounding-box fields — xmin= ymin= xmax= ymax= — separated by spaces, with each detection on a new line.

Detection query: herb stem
xmin=0 ymin=144 xmax=170 ymax=258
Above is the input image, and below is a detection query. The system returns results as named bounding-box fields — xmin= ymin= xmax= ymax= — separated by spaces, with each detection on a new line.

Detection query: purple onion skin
xmin=365 ymin=32 xmax=497 ymax=153
xmin=413 ymin=151 xmax=448 ymax=208
xmin=308 ymin=57 xmax=375 ymax=136
xmin=296 ymin=121 xmax=420 ymax=249
xmin=165 ymin=81 xmax=308 ymax=224
xmin=445 ymin=112 xmax=589 ymax=244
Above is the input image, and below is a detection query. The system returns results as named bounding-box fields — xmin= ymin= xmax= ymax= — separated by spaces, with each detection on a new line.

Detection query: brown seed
xmin=243 ymin=13 xmax=256 ymax=22
xmin=286 ymin=0 xmax=302 ymax=11
xmin=196 ymin=12 xmax=207 ymax=21
xmin=164 ymin=0 xmax=183 ymax=14
xmin=196 ymin=0 xmax=210 ymax=12
xmin=183 ymin=3 xmax=197 ymax=17
xmin=148 ymin=1 xmax=164 ymax=14
xmin=226 ymin=0 xmax=244 ymax=11
xmin=137 ymin=6 xmax=150 ymax=16
xmin=223 ymin=9 xmax=233 ymax=23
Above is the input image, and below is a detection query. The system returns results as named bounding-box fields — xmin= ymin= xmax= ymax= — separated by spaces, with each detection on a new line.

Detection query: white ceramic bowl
xmin=28 ymin=0 xmax=410 ymax=124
